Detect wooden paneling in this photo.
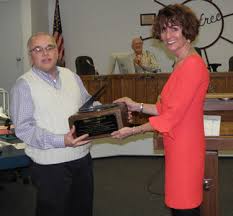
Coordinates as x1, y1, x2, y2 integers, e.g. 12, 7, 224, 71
157, 73, 169, 95
80, 75, 111, 104
209, 77, 226, 93
111, 75, 123, 101
95, 76, 111, 104
80, 72, 233, 124
226, 75, 233, 92
120, 75, 135, 99
144, 75, 158, 103
134, 75, 147, 102
208, 73, 233, 93
201, 151, 219, 216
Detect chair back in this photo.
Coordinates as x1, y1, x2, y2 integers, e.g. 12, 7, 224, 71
229, 56, 233, 72
194, 47, 202, 57
75, 56, 95, 75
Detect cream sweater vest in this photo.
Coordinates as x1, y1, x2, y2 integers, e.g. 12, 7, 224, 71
21, 67, 90, 164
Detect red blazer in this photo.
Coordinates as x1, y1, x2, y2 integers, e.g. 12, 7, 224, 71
149, 54, 209, 209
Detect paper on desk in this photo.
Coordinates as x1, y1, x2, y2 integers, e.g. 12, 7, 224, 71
0, 141, 26, 149
204, 115, 221, 136
0, 112, 8, 119
0, 106, 8, 119
12, 143, 26, 149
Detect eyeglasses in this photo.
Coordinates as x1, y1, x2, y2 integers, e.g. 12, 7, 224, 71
29, 44, 56, 54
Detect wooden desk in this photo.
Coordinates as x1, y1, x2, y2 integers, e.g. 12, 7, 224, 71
80, 73, 233, 102
154, 93, 233, 216
80, 73, 233, 124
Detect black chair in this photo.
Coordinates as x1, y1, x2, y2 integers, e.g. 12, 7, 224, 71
229, 56, 233, 72
194, 47, 221, 72
194, 47, 202, 57
75, 56, 96, 75
209, 63, 222, 72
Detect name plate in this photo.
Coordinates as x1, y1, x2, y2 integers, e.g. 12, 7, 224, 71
68, 103, 128, 139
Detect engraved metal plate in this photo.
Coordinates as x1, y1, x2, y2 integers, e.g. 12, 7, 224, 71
69, 103, 128, 139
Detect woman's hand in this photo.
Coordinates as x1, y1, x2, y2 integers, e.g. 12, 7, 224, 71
111, 127, 134, 139
113, 97, 140, 112
111, 123, 153, 139
64, 125, 91, 147
128, 111, 133, 123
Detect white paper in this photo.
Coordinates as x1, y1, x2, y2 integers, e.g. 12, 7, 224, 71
12, 143, 26, 149
0, 106, 8, 119
204, 115, 221, 136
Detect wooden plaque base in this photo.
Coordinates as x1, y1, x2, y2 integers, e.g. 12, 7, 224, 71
68, 103, 128, 139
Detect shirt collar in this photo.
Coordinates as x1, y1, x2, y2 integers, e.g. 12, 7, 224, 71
32, 66, 61, 89
32, 66, 60, 79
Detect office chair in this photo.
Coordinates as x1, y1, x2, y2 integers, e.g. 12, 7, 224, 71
75, 56, 96, 75
209, 63, 222, 72
229, 56, 233, 72
194, 47, 221, 72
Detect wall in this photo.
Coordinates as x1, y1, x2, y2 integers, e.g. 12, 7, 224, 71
31, 0, 49, 34
0, 0, 28, 94
48, 0, 233, 74
21, 0, 49, 73
20, 0, 32, 73
0, 0, 49, 94
53, 0, 174, 74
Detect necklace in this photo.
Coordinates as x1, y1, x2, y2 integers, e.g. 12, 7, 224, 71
175, 46, 195, 67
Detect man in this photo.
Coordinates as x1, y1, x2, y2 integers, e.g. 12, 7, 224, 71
130, 37, 160, 73
10, 32, 93, 216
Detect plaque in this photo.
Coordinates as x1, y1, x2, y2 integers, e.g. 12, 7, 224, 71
68, 102, 128, 139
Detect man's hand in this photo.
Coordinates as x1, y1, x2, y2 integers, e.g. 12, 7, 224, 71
64, 125, 90, 147
111, 127, 134, 139
134, 55, 142, 66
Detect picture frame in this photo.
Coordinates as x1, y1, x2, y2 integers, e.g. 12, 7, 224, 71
140, 13, 156, 26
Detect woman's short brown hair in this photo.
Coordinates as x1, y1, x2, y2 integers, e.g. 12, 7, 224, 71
153, 4, 200, 42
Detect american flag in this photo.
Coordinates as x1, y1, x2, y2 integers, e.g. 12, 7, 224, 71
53, 0, 65, 67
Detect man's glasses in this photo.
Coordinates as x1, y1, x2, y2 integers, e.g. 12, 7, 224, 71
29, 44, 56, 54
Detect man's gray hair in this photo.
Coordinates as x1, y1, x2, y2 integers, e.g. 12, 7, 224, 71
27, 32, 57, 53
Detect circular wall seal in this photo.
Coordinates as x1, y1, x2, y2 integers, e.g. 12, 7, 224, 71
183, 0, 224, 49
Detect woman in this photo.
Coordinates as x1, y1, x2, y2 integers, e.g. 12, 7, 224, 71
111, 4, 209, 216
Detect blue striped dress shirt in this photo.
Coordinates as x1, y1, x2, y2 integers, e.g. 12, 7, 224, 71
10, 66, 91, 149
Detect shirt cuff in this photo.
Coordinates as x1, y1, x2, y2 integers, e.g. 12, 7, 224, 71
53, 135, 65, 148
